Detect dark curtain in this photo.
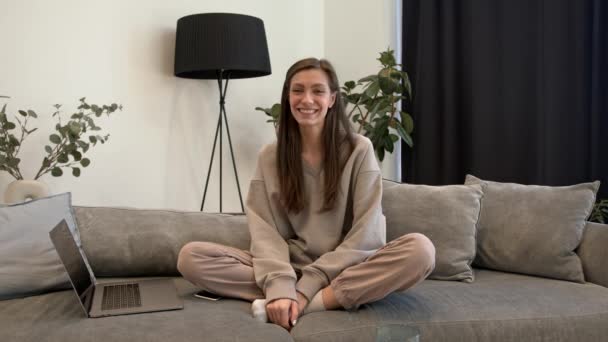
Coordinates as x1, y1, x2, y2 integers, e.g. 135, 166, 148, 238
402, 0, 608, 199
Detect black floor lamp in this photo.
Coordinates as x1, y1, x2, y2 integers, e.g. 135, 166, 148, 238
174, 13, 271, 212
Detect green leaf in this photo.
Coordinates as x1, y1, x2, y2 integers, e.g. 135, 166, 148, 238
57, 153, 69, 163
358, 74, 378, 83
45, 145, 53, 154
71, 150, 82, 161
72, 167, 81, 177
364, 81, 380, 98
378, 48, 397, 67
81, 158, 91, 167
42, 157, 51, 168
389, 133, 399, 142
395, 122, 414, 147
377, 147, 385, 162
255, 107, 271, 116
89, 136, 97, 144
344, 81, 356, 90
378, 67, 400, 94
270, 103, 281, 119
76, 140, 89, 153
345, 93, 361, 104
18, 110, 27, 117
68, 121, 81, 135
4, 122, 16, 130
385, 135, 395, 153
27, 110, 37, 118
401, 112, 414, 134
59, 126, 69, 137
51, 167, 63, 177
8, 134, 19, 146
402, 71, 412, 98
50, 134, 62, 144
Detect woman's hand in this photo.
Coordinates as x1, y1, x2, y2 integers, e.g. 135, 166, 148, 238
296, 291, 309, 315
266, 298, 299, 330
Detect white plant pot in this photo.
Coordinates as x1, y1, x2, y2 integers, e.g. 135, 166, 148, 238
4, 180, 50, 204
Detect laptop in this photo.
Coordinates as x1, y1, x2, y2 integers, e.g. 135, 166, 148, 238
49, 219, 183, 318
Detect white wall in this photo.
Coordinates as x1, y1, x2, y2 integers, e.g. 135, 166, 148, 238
0, 0, 397, 210
324, 0, 401, 181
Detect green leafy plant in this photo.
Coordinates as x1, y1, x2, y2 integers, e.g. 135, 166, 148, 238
255, 103, 281, 129
341, 48, 413, 161
0, 97, 122, 180
255, 48, 414, 161
590, 199, 608, 224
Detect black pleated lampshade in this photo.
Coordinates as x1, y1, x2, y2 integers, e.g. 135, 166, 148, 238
174, 13, 271, 79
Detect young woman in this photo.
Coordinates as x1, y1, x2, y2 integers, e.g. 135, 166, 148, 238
177, 58, 435, 331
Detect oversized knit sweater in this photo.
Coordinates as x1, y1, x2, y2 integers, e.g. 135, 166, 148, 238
246, 134, 386, 303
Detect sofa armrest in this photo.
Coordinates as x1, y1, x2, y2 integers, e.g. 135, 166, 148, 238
578, 221, 608, 288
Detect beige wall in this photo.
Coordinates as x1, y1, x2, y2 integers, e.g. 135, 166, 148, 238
0, 0, 398, 210
325, 0, 401, 181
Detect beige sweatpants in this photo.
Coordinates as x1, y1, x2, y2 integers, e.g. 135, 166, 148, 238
177, 233, 435, 310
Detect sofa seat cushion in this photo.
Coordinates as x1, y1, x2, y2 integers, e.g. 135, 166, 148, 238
0, 277, 292, 342
292, 269, 608, 342
2, 271, 607, 342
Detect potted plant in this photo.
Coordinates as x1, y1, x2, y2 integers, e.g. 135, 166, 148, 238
590, 199, 608, 224
0, 97, 121, 202
255, 48, 413, 162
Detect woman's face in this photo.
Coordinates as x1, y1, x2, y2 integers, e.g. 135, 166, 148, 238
289, 69, 336, 130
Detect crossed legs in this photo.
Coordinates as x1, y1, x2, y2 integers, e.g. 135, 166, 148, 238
177, 233, 435, 311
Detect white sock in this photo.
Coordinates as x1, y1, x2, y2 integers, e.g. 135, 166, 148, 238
251, 299, 268, 322
302, 291, 326, 315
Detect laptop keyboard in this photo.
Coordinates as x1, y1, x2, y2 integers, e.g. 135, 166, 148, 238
101, 283, 142, 311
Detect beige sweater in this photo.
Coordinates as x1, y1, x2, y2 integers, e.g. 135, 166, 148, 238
246, 134, 386, 303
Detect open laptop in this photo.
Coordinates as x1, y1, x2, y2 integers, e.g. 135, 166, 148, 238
49, 219, 183, 318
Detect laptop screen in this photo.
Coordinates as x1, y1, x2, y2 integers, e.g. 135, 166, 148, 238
49, 220, 93, 299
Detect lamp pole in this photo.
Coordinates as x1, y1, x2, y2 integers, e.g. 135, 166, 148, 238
200, 70, 245, 212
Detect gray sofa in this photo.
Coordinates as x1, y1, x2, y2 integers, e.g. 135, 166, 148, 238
2, 181, 608, 342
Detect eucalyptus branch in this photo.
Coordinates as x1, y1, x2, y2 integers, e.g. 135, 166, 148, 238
12, 115, 31, 156
1, 97, 121, 181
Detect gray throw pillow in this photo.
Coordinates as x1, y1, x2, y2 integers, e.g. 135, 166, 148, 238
74, 206, 250, 277
0, 193, 91, 300
382, 180, 483, 282
465, 175, 600, 282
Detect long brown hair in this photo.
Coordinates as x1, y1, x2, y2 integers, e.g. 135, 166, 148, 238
277, 58, 355, 213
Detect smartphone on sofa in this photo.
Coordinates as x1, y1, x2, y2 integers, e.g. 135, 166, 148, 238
194, 290, 222, 301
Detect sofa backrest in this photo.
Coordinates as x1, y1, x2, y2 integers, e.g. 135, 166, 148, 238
74, 206, 249, 277
75, 181, 608, 286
